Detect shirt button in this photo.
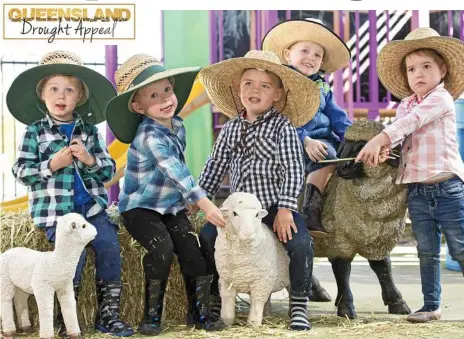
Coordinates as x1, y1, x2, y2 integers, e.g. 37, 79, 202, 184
404, 164, 407, 167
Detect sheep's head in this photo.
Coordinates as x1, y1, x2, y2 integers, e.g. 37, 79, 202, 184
219, 192, 268, 241
336, 120, 401, 179
56, 213, 97, 245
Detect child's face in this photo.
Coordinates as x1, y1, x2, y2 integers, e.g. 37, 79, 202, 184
40, 75, 83, 121
239, 69, 283, 116
284, 40, 325, 76
130, 78, 178, 124
405, 52, 446, 99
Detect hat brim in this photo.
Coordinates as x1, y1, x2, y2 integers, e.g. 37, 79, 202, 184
262, 19, 351, 73
199, 57, 320, 127
377, 36, 464, 100
6, 64, 116, 125
106, 67, 201, 144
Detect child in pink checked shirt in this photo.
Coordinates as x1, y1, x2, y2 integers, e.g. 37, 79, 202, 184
356, 27, 464, 323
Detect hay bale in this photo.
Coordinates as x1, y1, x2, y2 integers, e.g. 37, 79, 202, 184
0, 207, 206, 330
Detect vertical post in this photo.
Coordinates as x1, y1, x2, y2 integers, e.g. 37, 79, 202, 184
265, 11, 279, 35
104, 45, 119, 205
411, 10, 419, 30
344, 11, 354, 120
461, 10, 464, 41
368, 10, 379, 120
333, 11, 344, 108
355, 11, 361, 104
385, 10, 392, 104
448, 10, 454, 37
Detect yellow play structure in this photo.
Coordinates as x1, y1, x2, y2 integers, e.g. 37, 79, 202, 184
1, 79, 209, 213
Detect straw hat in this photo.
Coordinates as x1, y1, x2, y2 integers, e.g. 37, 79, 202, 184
377, 27, 464, 100
262, 19, 351, 74
6, 50, 116, 125
105, 54, 201, 143
199, 50, 320, 127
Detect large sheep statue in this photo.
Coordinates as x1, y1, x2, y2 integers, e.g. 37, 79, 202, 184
0, 213, 97, 339
315, 119, 411, 319
215, 192, 289, 327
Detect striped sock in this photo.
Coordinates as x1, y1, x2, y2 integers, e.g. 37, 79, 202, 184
289, 295, 311, 331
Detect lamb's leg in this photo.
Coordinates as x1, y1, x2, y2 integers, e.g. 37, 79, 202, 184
309, 275, 332, 302
14, 287, 33, 333
369, 257, 411, 315
57, 283, 80, 336
0, 277, 16, 338
330, 257, 356, 319
33, 283, 55, 339
220, 282, 237, 327
247, 293, 268, 327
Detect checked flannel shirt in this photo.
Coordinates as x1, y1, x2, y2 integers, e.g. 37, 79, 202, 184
199, 107, 304, 211
118, 116, 206, 215
12, 114, 115, 228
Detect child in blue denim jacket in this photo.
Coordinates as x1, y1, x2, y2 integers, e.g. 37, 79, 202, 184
263, 19, 352, 237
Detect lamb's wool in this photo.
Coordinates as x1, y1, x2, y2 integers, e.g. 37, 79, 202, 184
215, 192, 289, 326
0, 213, 97, 338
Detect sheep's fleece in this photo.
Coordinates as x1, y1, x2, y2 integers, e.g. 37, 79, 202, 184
215, 192, 289, 326
0, 213, 97, 339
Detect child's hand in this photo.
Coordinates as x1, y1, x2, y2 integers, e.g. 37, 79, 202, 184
355, 132, 390, 167
304, 137, 328, 162
69, 139, 96, 167
186, 204, 200, 216
273, 208, 298, 243
50, 147, 73, 172
378, 146, 390, 164
197, 197, 226, 227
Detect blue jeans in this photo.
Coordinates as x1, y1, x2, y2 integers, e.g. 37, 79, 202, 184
408, 177, 464, 308
199, 205, 314, 297
45, 203, 122, 285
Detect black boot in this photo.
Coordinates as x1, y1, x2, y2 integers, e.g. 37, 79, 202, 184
137, 279, 167, 336
56, 284, 82, 338
301, 183, 329, 238
183, 275, 197, 327
191, 275, 226, 331
94, 280, 134, 337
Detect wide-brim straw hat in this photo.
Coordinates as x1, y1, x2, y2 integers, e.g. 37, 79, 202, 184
199, 50, 320, 127
105, 54, 201, 143
262, 19, 351, 74
6, 50, 116, 125
377, 27, 464, 100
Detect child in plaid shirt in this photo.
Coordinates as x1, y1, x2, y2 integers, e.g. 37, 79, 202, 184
356, 27, 464, 323
10, 51, 133, 337
105, 54, 226, 335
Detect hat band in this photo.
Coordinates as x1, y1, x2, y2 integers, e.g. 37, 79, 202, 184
131, 65, 166, 87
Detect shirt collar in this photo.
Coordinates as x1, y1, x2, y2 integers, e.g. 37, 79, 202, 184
142, 115, 183, 134
409, 82, 445, 105
239, 107, 277, 125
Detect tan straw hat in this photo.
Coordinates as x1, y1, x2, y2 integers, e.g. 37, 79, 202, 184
198, 50, 320, 127
105, 54, 200, 143
377, 27, 464, 100
262, 19, 351, 74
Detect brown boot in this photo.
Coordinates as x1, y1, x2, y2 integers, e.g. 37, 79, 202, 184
301, 184, 329, 238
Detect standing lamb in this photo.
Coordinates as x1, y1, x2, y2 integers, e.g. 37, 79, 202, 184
0, 213, 97, 339
314, 120, 411, 319
215, 192, 289, 327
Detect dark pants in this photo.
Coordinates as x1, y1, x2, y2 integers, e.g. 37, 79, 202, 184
45, 203, 122, 285
121, 208, 208, 280
199, 205, 314, 297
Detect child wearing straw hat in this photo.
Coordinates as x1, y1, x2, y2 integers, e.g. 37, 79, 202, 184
10, 50, 134, 337
262, 19, 352, 238
105, 54, 226, 335
355, 27, 464, 322
197, 50, 321, 331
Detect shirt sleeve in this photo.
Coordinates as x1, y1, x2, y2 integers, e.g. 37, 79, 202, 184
199, 124, 231, 197
83, 127, 116, 183
277, 122, 304, 211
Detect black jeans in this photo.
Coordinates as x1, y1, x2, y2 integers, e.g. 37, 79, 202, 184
121, 208, 208, 280
199, 205, 314, 297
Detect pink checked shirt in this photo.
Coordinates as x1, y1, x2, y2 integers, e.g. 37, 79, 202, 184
383, 83, 464, 184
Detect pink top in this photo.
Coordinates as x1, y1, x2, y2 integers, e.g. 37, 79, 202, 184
383, 83, 464, 184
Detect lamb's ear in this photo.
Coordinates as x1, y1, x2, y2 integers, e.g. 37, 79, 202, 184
256, 209, 268, 219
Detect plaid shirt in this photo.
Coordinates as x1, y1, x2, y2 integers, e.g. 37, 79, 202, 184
199, 107, 304, 211
12, 114, 115, 228
383, 83, 464, 184
118, 116, 206, 215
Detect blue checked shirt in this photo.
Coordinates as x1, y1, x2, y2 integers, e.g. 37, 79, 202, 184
12, 114, 115, 228
199, 108, 304, 211
118, 116, 206, 215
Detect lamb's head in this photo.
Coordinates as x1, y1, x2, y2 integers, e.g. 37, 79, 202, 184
55, 213, 97, 245
219, 192, 268, 241
336, 120, 401, 179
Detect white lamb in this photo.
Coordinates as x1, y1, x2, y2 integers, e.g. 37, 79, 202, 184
0, 213, 97, 339
215, 192, 289, 327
